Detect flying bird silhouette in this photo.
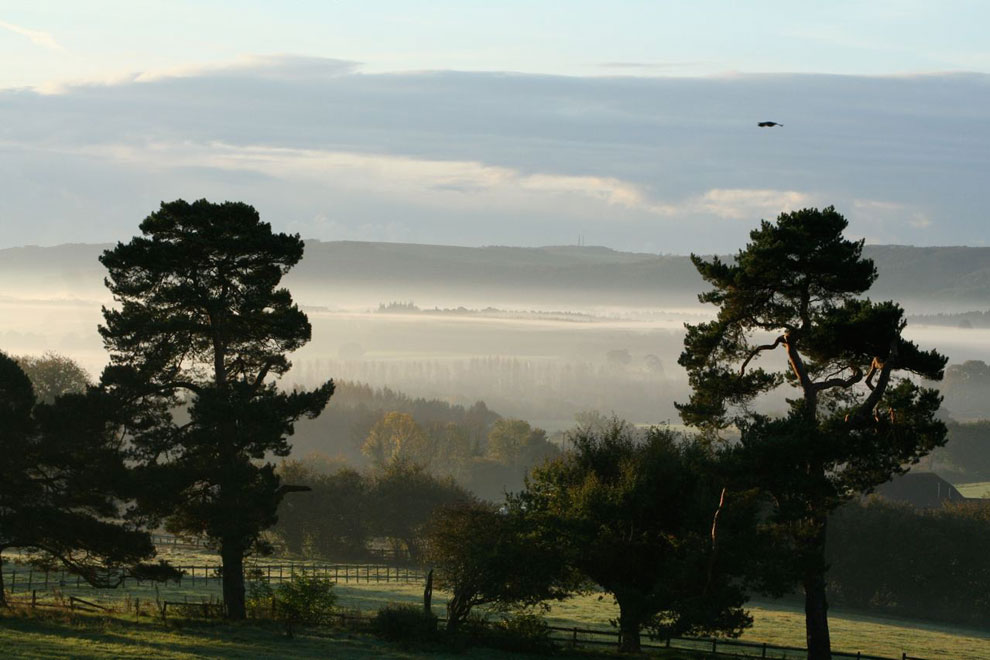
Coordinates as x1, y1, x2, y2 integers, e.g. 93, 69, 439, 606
758, 121, 783, 127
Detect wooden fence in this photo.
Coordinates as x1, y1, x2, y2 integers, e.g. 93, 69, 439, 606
2, 562, 424, 594
1, 590, 931, 660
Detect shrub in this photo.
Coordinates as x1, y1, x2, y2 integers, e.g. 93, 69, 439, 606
372, 603, 439, 644
246, 573, 336, 635
472, 612, 556, 654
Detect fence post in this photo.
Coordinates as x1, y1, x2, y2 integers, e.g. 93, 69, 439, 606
32, 589, 37, 608
712, 638, 717, 654
136, 597, 140, 621
572, 627, 578, 648
762, 642, 767, 658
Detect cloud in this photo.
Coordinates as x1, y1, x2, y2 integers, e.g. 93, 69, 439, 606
0, 56, 987, 250
132, 55, 358, 84
0, 20, 62, 50
68, 140, 668, 215
692, 189, 811, 220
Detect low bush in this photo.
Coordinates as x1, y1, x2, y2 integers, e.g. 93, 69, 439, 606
467, 612, 556, 654
246, 573, 336, 636
372, 603, 439, 645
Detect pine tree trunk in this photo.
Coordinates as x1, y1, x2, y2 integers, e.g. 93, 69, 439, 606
618, 609, 642, 653
221, 543, 246, 620
803, 518, 832, 660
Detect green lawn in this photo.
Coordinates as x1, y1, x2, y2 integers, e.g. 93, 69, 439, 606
3, 586, 988, 660
327, 582, 990, 660
4, 542, 989, 659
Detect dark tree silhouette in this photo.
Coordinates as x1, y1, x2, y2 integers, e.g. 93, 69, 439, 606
521, 421, 754, 653
424, 502, 575, 632
678, 206, 946, 660
0, 352, 175, 606
99, 199, 333, 619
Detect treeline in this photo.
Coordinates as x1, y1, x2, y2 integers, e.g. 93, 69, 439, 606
290, 354, 680, 427
827, 498, 990, 626
289, 381, 559, 498
274, 459, 471, 563
908, 310, 990, 329
936, 360, 990, 422
930, 419, 990, 483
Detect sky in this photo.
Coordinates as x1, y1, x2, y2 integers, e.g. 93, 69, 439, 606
2, 2, 989, 253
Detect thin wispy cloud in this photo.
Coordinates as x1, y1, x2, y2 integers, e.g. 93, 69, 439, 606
0, 20, 63, 51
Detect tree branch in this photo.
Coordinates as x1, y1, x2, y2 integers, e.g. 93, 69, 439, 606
739, 336, 785, 375
251, 359, 276, 393
813, 366, 863, 393
848, 342, 899, 425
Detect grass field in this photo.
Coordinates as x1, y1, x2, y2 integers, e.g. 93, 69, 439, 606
3, 543, 989, 659
0, 610, 583, 660
955, 481, 990, 498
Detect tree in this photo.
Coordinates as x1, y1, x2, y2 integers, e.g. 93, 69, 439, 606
15, 351, 91, 404
486, 419, 555, 467
369, 462, 472, 562
275, 460, 371, 559
0, 352, 175, 606
678, 207, 946, 659
362, 411, 431, 470
99, 199, 333, 619
424, 502, 575, 632
520, 421, 754, 652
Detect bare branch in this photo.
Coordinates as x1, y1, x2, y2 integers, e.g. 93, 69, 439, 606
863, 358, 880, 391
739, 335, 785, 375
813, 366, 863, 393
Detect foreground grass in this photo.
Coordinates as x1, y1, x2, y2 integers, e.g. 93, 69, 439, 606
329, 583, 990, 660
0, 609, 699, 660
4, 569, 988, 658
0, 610, 537, 660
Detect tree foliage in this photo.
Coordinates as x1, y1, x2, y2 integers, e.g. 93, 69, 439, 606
827, 498, 990, 626
99, 199, 333, 619
424, 502, 576, 631
678, 207, 947, 659
15, 351, 91, 404
0, 352, 175, 605
520, 420, 754, 652
369, 462, 472, 562
486, 419, 556, 467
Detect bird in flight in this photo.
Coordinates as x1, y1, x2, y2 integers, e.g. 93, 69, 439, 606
758, 121, 783, 127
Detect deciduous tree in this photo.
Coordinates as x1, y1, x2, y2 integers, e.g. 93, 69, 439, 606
424, 502, 575, 632
520, 420, 754, 652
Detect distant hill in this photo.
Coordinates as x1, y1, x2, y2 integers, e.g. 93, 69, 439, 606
2, 240, 989, 310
